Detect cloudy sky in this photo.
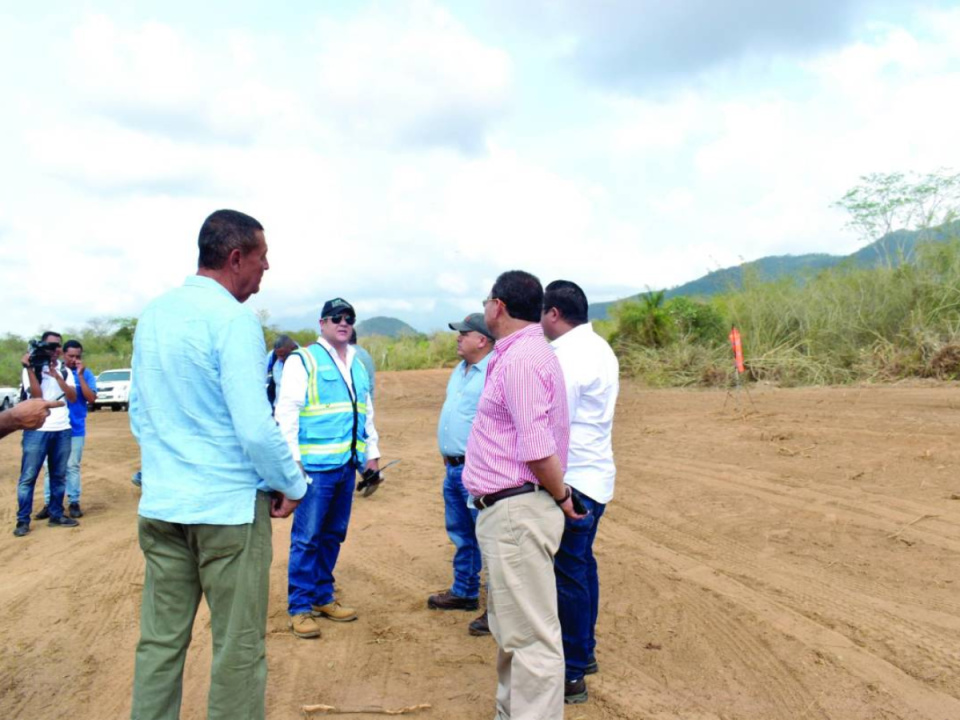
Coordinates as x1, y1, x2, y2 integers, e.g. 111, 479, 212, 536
2, 0, 959, 335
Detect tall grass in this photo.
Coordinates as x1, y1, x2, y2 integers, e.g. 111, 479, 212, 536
614, 238, 960, 386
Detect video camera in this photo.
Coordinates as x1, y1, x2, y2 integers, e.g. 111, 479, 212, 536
26, 339, 58, 378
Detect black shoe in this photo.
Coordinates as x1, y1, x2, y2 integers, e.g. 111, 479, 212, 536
48, 516, 79, 528
427, 590, 479, 611
69, 503, 84, 518
564, 677, 588, 704
13, 523, 29, 537
35, 505, 50, 520
585, 656, 599, 675
468, 610, 490, 636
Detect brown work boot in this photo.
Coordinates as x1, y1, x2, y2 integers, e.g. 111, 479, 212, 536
428, 590, 479, 611
289, 613, 322, 639
468, 610, 490, 636
311, 601, 357, 622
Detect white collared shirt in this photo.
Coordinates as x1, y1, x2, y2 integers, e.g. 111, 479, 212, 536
551, 322, 619, 503
22, 361, 76, 432
275, 336, 380, 464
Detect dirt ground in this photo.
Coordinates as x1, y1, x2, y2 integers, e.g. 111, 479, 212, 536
3, 370, 960, 720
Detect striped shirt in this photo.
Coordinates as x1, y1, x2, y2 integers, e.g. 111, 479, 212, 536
462, 323, 569, 497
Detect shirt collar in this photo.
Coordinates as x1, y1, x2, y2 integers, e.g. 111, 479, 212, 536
464, 352, 492, 374
493, 322, 543, 355
184, 275, 238, 302
550, 322, 593, 349
316, 336, 355, 366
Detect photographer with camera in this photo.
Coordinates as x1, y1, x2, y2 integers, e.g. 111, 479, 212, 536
13, 331, 79, 537
36, 340, 98, 520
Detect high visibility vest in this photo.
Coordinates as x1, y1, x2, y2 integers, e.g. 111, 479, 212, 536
295, 344, 371, 471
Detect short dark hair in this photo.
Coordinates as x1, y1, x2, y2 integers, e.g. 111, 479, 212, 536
273, 334, 296, 351
63, 340, 83, 352
544, 280, 588, 325
349, 329, 358, 345
40, 331, 62, 342
198, 209, 264, 270
491, 270, 543, 323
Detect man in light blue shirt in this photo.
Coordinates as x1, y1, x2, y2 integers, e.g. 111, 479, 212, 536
428, 313, 494, 636
128, 209, 307, 720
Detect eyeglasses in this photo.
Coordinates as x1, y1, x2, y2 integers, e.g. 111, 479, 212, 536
326, 314, 356, 326
482, 295, 499, 307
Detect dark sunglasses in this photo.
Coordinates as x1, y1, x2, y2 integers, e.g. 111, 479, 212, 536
327, 314, 356, 326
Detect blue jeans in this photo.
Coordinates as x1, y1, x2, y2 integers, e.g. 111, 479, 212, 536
18, 429, 71, 525
44, 435, 85, 504
287, 464, 356, 615
555, 488, 607, 682
442, 464, 482, 599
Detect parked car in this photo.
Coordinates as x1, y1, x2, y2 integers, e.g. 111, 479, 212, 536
0, 387, 18, 411
91, 368, 132, 412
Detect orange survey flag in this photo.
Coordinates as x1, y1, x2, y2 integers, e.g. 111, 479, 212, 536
728, 326, 745, 374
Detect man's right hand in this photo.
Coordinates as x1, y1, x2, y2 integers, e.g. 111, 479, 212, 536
270, 492, 300, 518
11, 399, 64, 430
20, 353, 31, 369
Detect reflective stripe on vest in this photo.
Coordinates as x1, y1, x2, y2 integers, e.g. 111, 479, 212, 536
295, 344, 370, 470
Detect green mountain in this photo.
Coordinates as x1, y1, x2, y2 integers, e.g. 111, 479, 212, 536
355, 316, 420, 338
590, 222, 960, 321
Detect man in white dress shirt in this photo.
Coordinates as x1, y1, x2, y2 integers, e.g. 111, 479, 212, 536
541, 280, 619, 705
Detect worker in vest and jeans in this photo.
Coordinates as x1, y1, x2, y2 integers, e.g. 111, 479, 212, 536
276, 297, 381, 639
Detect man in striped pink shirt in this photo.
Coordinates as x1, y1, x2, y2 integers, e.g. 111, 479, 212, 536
463, 270, 584, 720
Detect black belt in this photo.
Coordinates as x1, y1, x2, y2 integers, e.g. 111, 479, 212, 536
473, 482, 542, 510
444, 455, 466, 467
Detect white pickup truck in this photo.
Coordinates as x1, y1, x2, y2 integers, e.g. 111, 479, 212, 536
0, 387, 18, 411
91, 368, 132, 412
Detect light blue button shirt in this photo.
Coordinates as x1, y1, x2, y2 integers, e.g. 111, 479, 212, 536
437, 353, 490, 457
130, 275, 307, 525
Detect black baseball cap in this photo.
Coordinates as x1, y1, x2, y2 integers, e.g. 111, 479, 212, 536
321, 298, 355, 319
449, 312, 493, 340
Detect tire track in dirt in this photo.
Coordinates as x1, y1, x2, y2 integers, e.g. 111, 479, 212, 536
642, 457, 960, 553
614, 495, 960, 697
602, 501, 960, 719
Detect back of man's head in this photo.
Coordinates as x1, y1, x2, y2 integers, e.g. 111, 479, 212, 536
198, 209, 264, 270
544, 280, 588, 326
492, 270, 543, 323
273, 334, 296, 351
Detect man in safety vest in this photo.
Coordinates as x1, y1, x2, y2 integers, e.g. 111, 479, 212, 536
276, 297, 381, 639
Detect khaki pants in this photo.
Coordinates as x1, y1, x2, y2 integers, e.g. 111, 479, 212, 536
476, 489, 565, 720
131, 493, 273, 720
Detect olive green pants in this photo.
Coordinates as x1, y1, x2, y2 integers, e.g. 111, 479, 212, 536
131, 493, 273, 720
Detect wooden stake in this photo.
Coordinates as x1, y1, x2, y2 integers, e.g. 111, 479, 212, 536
302, 703, 431, 716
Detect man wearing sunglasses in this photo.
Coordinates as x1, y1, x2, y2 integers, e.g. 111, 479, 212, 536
276, 297, 381, 639
13, 331, 79, 537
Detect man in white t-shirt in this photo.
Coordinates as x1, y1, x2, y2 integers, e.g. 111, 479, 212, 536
541, 281, 620, 705
14, 331, 79, 537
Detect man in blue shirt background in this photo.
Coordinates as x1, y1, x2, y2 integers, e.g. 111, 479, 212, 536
38, 339, 97, 519
428, 312, 494, 636
128, 209, 307, 720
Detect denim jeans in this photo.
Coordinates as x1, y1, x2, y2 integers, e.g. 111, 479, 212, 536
17, 429, 71, 525
554, 488, 607, 682
443, 464, 482, 599
44, 435, 85, 504
287, 464, 356, 615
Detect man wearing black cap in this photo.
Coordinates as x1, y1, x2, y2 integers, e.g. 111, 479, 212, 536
428, 313, 494, 636
275, 298, 381, 639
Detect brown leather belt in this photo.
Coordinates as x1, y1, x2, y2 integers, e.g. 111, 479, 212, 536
473, 482, 542, 510
443, 455, 466, 467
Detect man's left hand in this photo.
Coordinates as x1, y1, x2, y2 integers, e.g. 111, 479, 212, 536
365, 458, 380, 474
76, 360, 86, 374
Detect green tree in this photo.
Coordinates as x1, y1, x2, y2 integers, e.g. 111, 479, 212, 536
611, 290, 674, 348
834, 169, 960, 243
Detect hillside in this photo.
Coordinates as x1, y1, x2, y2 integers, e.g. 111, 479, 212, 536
355, 316, 419, 338
590, 221, 960, 320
